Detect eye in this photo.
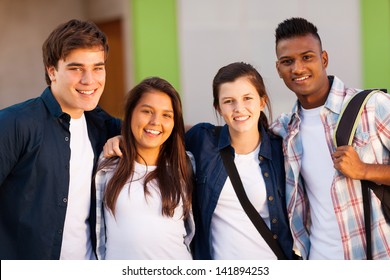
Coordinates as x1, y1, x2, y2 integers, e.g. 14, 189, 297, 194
223, 99, 233, 104
163, 113, 173, 119
303, 55, 313, 61
69, 67, 82, 71
280, 59, 292, 65
141, 109, 153, 115
244, 96, 253, 101
95, 66, 105, 71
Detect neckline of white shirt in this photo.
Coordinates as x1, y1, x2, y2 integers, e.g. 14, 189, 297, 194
234, 142, 261, 160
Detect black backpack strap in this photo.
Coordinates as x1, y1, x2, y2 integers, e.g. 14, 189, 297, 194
219, 148, 287, 259
334, 89, 379, 147
362, 180, 372, 259
333, 89, 385, 260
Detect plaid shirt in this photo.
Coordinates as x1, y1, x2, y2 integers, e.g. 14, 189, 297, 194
270, 76, 390, 259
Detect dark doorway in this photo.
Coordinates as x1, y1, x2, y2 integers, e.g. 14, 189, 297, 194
97, 19, 126, 119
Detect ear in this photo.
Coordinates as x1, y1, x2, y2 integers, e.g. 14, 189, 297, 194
46, 66, 57, 82
260, 96, 267, 111
213, 101, 221, 115
215, 105, 222, 116
321, 50, 329, 68
275, 61, 282, 78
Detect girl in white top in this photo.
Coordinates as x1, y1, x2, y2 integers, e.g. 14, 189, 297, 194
95, 77, 194, 260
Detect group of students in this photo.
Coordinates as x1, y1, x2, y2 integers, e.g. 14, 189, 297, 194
0, 17, 389, 260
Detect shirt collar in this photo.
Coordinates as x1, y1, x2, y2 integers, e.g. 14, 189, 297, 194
217, 124, 231, 150
259, 125, 272, 160
324, 75, 354, 115
289, 75, 347, 123
41, 87, 70, 120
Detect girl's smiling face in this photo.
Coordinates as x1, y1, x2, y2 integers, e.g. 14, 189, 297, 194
131, 91, 174, 163
217, 76, 265, 138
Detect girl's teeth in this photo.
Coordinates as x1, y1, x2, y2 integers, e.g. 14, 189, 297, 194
79, 90, 94, 95
146, 129, 160, 135
234, 116, 249, 121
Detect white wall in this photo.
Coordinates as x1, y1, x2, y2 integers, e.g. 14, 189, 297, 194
178, 0, 361, 125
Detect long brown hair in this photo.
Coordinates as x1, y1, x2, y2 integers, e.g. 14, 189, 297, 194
101, 77, 192, 218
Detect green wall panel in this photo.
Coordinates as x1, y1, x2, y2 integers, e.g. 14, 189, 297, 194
131, 0, 180, 91
361, 0, 390, 90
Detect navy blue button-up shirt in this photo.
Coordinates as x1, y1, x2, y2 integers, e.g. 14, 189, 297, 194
0, 87, 121, 259
185, 123, 293, 259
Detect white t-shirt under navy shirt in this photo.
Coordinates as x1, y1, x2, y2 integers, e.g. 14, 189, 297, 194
60, 114, 95, 260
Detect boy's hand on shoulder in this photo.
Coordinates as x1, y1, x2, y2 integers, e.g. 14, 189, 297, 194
103, 135, 123, 158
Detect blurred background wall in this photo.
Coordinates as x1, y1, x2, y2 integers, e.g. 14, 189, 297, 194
0, 0, 389, 125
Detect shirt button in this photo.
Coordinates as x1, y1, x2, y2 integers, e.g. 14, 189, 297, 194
264, 172, 269, 177
258, 155, 264, 161
58, 229, 63, 234
65, 136, 69, 141
268, 196, 274, 201
272, 218, 277, 224
63, 198, 68, 203
273, 234, 278, 239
